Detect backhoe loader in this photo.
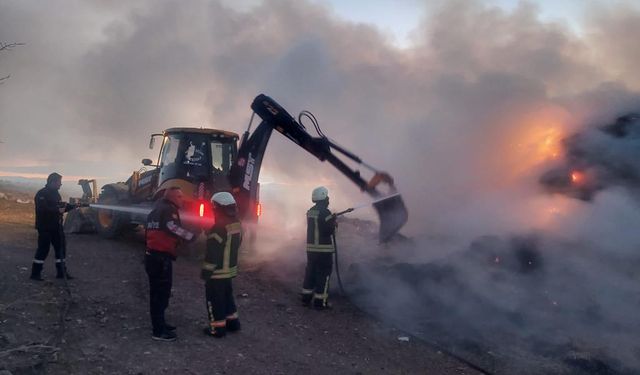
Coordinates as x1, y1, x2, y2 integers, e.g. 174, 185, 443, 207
68, 94, 408, 242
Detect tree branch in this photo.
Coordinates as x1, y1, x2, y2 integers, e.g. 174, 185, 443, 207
0, 42, 25, 52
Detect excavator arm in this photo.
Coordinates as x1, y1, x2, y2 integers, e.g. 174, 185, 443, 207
230, 94, 408, 242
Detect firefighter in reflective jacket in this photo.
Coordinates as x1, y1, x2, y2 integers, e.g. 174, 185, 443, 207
30, 172, 75, 281
202, 192, 243, 338
145, 187, 194, 342
301, 186, 337, 310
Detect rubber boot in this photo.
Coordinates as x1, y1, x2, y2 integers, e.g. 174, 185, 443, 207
301, 293, 312, 307
226, 318, 241, 333
30, 263, 44, 281
56, 263, 74, 280
313, 297, 331, 311
203, 326, 226, 338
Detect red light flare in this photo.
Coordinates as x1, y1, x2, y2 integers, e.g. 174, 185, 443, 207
256, 203, 262, 217
570, 171, 584, 184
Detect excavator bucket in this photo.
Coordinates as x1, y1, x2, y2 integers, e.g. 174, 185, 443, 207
372, 193, 408, 242
366, 172, 408, 242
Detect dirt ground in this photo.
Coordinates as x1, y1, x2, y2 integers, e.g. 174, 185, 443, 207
0, 197, 482, 375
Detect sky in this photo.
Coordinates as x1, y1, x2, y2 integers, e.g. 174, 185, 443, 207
321, 0, 587, 46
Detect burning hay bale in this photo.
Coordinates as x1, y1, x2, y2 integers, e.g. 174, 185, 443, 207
540, 113, 640, 201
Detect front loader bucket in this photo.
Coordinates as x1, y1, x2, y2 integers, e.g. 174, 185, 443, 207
372, 193, 408, 242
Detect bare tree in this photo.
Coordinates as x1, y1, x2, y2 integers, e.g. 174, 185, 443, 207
0, 42, 25, 84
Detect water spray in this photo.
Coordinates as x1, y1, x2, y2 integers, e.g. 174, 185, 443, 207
334, 193, 402, 217
89, 204, 214, 227
90, 204, 151, 216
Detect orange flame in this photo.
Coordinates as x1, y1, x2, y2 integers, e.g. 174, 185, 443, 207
506, 124, 565, 180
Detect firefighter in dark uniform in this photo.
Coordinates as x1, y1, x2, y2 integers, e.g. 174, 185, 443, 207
301, 186, 337, 310
145, 187, 195, 342
30, 172, 75, 281
202, 192, 243, 338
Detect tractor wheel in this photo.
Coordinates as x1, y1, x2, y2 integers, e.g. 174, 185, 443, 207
95, 188, 128, 238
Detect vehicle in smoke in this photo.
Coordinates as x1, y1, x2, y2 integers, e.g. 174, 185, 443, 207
70, 94, 408, 242
540, 113, 640, 201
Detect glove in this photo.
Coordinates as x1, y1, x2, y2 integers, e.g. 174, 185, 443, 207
187, 230, 200, 242
58, 202, 80, 212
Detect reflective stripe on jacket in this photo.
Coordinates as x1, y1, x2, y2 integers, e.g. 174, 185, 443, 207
202, 217, 242, 279
306, 203, 335, 253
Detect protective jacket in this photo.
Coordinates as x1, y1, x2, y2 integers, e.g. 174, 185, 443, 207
202, 214, 242, 280
35, 186, 65, 232
145, 198, 194, 258
306, 201, 336, 252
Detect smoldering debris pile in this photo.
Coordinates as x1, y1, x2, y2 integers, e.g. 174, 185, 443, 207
540, 113, 640, 201
343, 233, 640, 375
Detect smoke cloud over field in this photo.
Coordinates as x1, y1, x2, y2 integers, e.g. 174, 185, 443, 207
2, 0, 640, 372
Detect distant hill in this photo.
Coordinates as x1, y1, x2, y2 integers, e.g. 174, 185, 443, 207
0, 179, 80, 200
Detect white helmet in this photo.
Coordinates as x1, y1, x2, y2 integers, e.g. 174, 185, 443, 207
311, 186, 329, 202
211, 191, 236, 206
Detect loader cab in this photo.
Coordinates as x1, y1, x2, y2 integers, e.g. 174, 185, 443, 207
155, 128, 239, 193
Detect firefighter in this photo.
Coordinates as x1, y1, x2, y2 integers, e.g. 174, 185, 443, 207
30, 172, 75, 281
202, 191, 242, 338
301, 186, 337, 310
145, 187, 195, 342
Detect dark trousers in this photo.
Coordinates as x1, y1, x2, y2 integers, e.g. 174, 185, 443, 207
205, 278, 237, 327
31, 228, 65, 276
145, 252, 173, 335
302, 252, 333, 305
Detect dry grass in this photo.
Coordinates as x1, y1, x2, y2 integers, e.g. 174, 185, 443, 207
0, 200, 34, 226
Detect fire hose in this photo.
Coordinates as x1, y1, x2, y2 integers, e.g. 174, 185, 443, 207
46, 210, 76, 349
330, 208, 354, 296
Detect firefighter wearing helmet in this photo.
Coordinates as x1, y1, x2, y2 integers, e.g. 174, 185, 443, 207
301, 186, 337, 310
202, 191, 243, 337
